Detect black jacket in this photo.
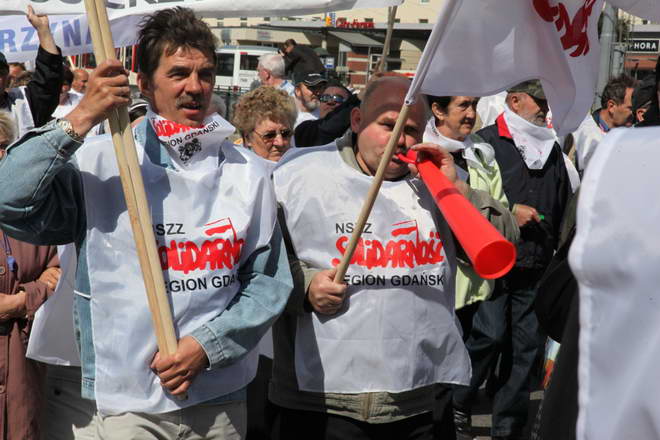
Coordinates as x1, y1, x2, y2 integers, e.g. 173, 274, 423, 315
1, 46, 63, 129
478, 115, 571, 270
284, 45, 325, 77
294, 93, 360, 147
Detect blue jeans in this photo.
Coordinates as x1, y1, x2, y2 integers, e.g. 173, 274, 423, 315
453, 268, 545, 438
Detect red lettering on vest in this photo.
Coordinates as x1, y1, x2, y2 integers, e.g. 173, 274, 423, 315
331, 221, 444, 269
152, 119, 203, 137
158, 218, 244, 274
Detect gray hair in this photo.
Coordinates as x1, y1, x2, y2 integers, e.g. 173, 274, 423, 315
258, 53, 285, 79
208, 93, 227, 119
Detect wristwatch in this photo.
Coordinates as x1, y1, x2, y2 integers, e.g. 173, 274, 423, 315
56, 118, 86, 143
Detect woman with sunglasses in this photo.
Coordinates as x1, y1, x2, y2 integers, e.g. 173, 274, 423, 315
233, 86, 298, 163
232, 86, 298, 438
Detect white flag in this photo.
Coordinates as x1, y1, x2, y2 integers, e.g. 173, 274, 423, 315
2, 0, 402, 19
608, 0, 660, 22
568, 126, 660, 440
0, 14, 141, 62
406, 0, 605, 135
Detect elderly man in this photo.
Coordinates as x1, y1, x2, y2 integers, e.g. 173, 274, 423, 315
0, 7, 62, 140
270, 75, 471, 439
294, 80, 360, 148
257, 53, 294, 96
293, 72, 326, 127
71, 69, 89, 97
453, 80, 571, 440
0, 7, 292, 439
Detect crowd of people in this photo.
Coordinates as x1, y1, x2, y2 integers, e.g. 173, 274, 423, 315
0, 5, 657, 440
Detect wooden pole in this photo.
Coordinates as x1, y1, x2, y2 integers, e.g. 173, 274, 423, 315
333, 103, 411, 283
84, 0, 179, 361
375, 6, 398, 74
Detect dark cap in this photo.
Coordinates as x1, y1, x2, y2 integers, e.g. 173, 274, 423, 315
295, 72, 327, 87
0, 52, 7, 71
508, 80, 546, 100
632, 76, 656, 112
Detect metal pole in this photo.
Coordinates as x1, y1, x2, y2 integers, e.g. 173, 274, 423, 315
595, 4, 618, 108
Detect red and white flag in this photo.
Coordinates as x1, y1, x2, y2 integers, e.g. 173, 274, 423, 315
407, 0, 607, 135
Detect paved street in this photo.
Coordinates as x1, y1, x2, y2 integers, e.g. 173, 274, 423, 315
470, 390, 544, 440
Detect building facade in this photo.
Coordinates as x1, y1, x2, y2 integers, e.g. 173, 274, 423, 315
204, 1, 442, 88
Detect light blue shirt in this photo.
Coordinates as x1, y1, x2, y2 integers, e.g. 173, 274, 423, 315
0, 119, 293, 402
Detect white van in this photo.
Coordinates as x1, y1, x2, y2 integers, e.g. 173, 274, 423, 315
215, 45, 279, 90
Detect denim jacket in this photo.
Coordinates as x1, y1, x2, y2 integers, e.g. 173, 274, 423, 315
0, 119, 293, 402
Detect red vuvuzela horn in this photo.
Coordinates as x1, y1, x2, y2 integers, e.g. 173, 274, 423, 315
398, 150, 516, 279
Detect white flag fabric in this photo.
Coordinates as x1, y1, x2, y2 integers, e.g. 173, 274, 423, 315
569, 126, 660, 440
406, 0, 605, 135
0, 14, 141, 62
608, 0, 660, 22
3, 0, 402, 19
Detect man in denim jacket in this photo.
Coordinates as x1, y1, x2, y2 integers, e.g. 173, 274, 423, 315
0, 8, 292, 439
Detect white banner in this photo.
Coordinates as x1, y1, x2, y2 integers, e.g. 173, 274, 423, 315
0, 14, 141, 62
2, 0, 403, 19
569, 126, 660, 440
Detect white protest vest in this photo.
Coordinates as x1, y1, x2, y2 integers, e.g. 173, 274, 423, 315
5, 87, 34, 140
51, 92, 82, 119
26, 244, 80, 366
273, 144, 470, 393
76, 133, 276, 415
572, 113, 603, 172
570, 127, 660, 440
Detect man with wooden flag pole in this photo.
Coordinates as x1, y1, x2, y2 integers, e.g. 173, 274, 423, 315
269, 74, 476, 439
0, 6, 293, 439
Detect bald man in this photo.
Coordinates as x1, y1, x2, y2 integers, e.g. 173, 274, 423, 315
270, 76, 471, 439
71, 69, 89, 96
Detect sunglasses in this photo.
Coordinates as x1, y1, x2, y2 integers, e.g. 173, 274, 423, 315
319, 94, 347, 105
253, 128, 293, 142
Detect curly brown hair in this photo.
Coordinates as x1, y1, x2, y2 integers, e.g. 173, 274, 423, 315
232, 86, 298, 137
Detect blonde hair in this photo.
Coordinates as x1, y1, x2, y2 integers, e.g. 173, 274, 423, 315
232, 86, 297, 137
0, 111, 16, 144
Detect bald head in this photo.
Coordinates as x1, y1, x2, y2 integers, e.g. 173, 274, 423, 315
351, 76, 430, 180
359, 76, 430, 129
72, 69, 89, 94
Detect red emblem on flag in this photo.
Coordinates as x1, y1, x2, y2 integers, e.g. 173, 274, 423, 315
533, 0, 597, 57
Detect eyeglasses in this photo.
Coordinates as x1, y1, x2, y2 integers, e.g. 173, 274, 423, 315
253, 128, 293, 143
319, 94, 347, 105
